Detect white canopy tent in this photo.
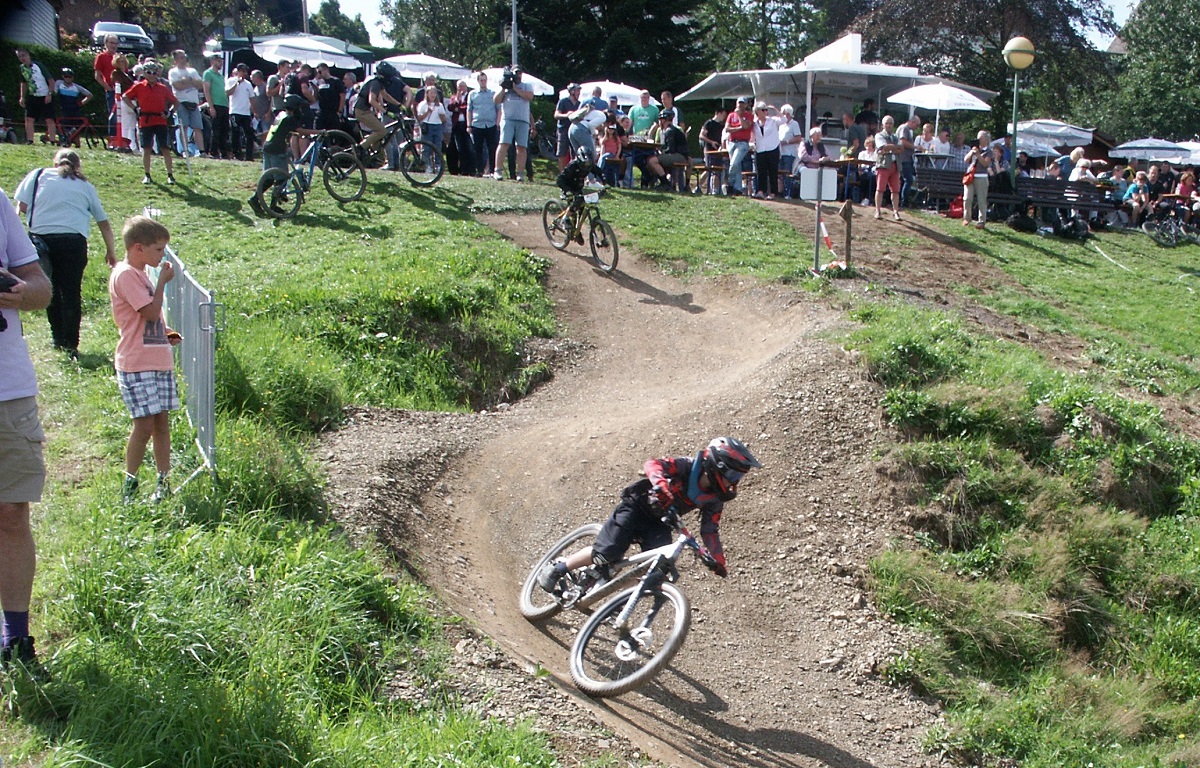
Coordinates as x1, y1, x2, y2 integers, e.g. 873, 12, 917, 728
678, 34, 995, 134
887, 82, 990, 134
253, 35, 363, 69
1110, 137, 1189, 161
1006, 119, 1093, 148
379, 53, 473, 81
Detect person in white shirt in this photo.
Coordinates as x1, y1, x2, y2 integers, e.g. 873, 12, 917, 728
751, 101, 783, 199
167, 50, 206, 155
777, 104, 803, 198
225, 62, 256, 161
416, 87, 451, 168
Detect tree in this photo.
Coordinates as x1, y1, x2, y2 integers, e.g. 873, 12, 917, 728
1071, 0, 1200, 141
848, 0, 1116, 134
308, 0, 372, 46
102, 0, 279, 64
515, 0, 713, 94
695, 0, 825, 71
379, 0, 509, 69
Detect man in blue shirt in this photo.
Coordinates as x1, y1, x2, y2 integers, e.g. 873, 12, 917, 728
468, 72, 499, 177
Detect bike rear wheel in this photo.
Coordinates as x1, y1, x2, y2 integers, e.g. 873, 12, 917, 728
518, 523, 602, 621
1142, 219, 1178, 247
569, 582, 690, 697
1179, 220, 1200, 246
256, 168, 303, 219
542, 200, 572, 251
323, 151, 367, 202
400, 140, 444, 186
589, 218, 619, 273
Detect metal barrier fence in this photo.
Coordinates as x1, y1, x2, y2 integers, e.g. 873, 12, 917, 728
163, 243, 224, 487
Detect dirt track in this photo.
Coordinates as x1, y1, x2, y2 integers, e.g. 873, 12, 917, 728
323, 203, 979, 767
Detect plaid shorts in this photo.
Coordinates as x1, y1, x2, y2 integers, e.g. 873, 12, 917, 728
117, 370, 179, 419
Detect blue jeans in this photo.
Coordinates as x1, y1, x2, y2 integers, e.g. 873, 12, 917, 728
728, 141, 750, 192
422, 122, 444, 160
780, 155, 796, 198
900, 160, 915, 206
600, 153, 620, 186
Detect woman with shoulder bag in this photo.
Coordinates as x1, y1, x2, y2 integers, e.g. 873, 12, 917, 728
13, 149, 117, 358
962, 131, 993, 230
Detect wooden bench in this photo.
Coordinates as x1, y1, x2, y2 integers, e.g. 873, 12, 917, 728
914, 167, 1022, 211
1016, 177, 1118, 216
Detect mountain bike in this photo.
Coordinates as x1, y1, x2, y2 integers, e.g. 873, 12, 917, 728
518, 510, 722, 697
542, 189, 619, 273
1141, 206, 1200, 247
358, 113, 444, 187
254, 130, 366, 219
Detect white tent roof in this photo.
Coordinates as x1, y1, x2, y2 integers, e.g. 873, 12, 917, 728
253, 35, 363, 69
677, 34, 995, 132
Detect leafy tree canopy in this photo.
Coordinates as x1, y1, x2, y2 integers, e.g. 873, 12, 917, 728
380, 0, 509, 71
308, 0, 372, 47
695, 0, 825, 71
101, 0, 278, 64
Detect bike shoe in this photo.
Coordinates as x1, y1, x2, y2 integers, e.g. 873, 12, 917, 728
537, 561, 568, 593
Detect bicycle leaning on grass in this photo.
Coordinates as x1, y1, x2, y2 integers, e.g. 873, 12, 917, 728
518, 509, 723, 697
1141, 204, 1200, 248
542, 187, 620, 273
254, 129, 367, 219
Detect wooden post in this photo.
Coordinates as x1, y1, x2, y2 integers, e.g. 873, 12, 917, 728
838, 199, 854, 267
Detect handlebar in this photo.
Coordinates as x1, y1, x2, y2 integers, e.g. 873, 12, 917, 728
661, 507, 721, 572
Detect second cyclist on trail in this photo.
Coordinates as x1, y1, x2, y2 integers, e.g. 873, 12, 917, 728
539, 436, 762, 592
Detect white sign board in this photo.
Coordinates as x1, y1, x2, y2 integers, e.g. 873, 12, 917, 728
797, 167, 839, 201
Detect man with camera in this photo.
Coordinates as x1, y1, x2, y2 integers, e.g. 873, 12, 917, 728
491, 66, 534, 181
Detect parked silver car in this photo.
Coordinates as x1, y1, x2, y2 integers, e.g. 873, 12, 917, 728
90, 21, 155, 53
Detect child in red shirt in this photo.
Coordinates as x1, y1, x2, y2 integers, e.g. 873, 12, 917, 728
122, 60, 178, 185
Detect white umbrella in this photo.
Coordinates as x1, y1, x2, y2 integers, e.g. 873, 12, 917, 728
1007, 119, 1092, 148
886, 82, 991, 134
573, 80, 658, 107
255, 36, 361, 69
379, 53, 472, 81
1177, 141, 1200, 164
1110, 137, 1189, 161
477, 67, 555, 96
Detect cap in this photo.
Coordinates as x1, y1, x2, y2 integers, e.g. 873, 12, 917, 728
640, 89, 650, 96
658, 109, 674, 120
61, 67, 74, 76
608, 94, 618, 101
567, 82, 581, 91
735, 96, 748, 104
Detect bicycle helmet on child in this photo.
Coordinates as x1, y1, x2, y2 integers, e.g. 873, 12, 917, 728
374, 61, 398, 80
283, 93, 307, 112
703, 436, 762, 501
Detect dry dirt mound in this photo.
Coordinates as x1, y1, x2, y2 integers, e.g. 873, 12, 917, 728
323, 206, 965, 768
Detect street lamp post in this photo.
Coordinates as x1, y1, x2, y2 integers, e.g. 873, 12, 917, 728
1003, 36, 1036, 186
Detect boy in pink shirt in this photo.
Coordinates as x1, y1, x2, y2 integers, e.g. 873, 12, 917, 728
108, 216, 181, 502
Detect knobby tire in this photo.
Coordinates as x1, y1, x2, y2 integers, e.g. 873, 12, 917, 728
256, 168, 302, 219
323, 151, 367, 202
542, 200, 571, 251
1142, 220, 1178, 247
569, 582, 690, 697
400, 140, 444, 186
589, 218, 619, 273
518, 523, 602, 621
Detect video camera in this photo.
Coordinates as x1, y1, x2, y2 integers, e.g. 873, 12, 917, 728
500, 66, 518, 91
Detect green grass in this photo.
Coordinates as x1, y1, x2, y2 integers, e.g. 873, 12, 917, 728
0, 147, 565, 767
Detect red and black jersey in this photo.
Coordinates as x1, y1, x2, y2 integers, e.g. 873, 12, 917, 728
644, 454, 727, 567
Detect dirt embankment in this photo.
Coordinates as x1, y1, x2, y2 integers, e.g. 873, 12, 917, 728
321, 203, 1068, 768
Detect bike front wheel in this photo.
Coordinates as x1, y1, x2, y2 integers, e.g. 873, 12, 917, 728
317, 129, 357, 167
542, 200, 572, 251
256, 168, 303, 219
519, 523, 602, 621
323, 151, 367, 202
589, 218, 619, 273
400, 140, 444, 186
1179, 220, 1200, 246
570, 582, 690, 697
1142, 219, 1178, 247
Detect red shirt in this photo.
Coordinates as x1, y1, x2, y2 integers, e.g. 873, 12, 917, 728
644, 455, 727, 566
124, 79, 177, 127
725, 109, 753, 142
94, 51, 115, 89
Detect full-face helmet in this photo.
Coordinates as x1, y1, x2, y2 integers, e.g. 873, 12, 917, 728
703, 436, 761, 501
374, 61, 397, 79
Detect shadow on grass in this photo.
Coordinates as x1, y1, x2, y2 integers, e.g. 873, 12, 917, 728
366, 180, 476, 222
156, 180, 256, 225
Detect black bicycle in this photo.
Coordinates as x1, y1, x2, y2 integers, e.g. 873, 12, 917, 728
358, 113, 443, 187
542, 188, 619, 273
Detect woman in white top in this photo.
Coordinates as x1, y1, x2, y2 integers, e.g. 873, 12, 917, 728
416, 87, 451, 164
13, 149, 116, 357
751, 101, 783, 199
857, 135, 878, 204
777, 104, 803, 198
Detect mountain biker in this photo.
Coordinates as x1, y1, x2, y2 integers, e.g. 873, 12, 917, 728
539, 437, 762, 592
354, 61, 409, 155
248, 94, 320, 216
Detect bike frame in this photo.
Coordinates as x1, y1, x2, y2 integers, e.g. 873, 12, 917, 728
568, 522, 704, 619
556, 194, 602, 237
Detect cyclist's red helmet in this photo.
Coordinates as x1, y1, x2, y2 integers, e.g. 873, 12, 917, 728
703, 437, 762, 501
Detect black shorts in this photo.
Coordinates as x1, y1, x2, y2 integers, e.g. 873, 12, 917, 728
592, 479, 672, 566
140, 124, 171, 149
24, 95, 53, 121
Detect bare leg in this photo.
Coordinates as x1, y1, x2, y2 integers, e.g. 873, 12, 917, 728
125, 415, 155, 475
494, 142, 510, 177
151, 412, 171, 474
515, 145, 527, 177
0, 502, 35, 614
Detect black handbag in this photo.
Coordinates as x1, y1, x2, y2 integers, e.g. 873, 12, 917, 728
26, 168, 51, 280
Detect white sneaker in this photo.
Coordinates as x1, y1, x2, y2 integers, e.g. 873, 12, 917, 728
584, 180, 604, 190
491, 171, 503, 180
515, 173, 525, 183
